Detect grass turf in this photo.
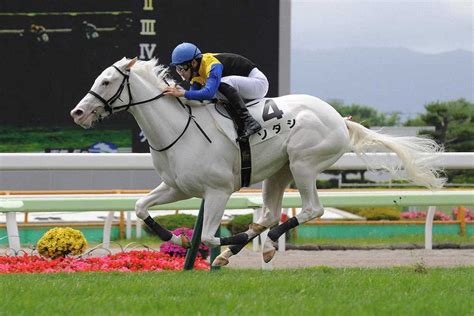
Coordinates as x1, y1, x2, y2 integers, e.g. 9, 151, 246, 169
0, 267, 473, 315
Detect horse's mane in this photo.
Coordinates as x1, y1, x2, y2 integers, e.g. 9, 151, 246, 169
132, 58, 208, 107
133, 58, 176, 90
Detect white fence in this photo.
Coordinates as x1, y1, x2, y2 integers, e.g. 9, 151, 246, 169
1, 152, 473, 170
1, 153, 473, 255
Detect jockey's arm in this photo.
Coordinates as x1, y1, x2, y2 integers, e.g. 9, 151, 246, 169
184, 64, 223, 101
189, 82, 202, 91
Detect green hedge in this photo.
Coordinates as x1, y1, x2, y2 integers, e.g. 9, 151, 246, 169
0, 126, 131, 152
226, 214, 253, 235
315, 179, 339, 189
340, 207, 401, 220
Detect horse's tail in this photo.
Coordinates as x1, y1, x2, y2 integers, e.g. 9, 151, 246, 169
344, 119, 446, 190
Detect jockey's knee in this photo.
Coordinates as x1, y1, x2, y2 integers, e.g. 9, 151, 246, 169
135, 199, 150, 220
296, 207, 324, 224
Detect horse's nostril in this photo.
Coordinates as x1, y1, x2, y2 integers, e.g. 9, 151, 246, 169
72, 109, 84, 117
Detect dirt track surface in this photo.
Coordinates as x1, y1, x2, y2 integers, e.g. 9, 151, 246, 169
224, 248, 474, 269
3, 247, 472, 269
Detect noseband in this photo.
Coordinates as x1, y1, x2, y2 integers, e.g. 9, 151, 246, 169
87, 65, 211, 151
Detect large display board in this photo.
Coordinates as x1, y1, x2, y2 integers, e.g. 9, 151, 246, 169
0, 0, 288, 132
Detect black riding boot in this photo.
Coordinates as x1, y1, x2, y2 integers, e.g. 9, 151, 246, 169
218, 83, 262, 142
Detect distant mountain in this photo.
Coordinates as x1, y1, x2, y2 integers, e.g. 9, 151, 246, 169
291, 47, 473, 115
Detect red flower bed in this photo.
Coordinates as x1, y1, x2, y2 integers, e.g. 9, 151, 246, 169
0, 250, 209, 274
453, 207, 474, 221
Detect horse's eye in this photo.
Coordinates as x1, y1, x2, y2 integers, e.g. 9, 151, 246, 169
102, 81, 110, 86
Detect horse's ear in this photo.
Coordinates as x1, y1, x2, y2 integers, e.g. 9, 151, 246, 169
126, 57, 138, 70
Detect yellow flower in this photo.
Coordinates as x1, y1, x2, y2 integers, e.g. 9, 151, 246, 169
37, 227, 88, 259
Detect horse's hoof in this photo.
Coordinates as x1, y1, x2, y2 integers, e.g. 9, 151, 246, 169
263, 249, 276, 263
180, 234, 191, 248
211, 255, 229, 267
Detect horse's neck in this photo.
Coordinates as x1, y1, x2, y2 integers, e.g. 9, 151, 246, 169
131, 100, 187, 151
127, 74, 186, 152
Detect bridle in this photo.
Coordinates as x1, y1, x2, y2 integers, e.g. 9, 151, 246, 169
88, 66, 165, 115
87, 65, 211, 152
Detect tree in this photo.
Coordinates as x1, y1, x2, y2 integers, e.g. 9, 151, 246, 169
330, 101, 400, 127
405, 99, 474, 183
405, 98, 473, 152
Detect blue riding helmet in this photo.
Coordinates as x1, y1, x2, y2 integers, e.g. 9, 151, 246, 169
171, 42, 202, 65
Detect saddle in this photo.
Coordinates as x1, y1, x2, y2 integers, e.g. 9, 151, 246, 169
183, 97, 292, 187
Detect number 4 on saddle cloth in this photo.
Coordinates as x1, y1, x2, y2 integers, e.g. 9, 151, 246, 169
209, 98, 295, 146
184, 97, 297, 187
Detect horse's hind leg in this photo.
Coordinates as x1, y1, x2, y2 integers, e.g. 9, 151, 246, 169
212, 164, 293, 267
136, 182, 191, 247
263, 152, 343, 263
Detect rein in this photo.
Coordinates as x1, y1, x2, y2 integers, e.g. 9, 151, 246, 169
87, 65, 211, 152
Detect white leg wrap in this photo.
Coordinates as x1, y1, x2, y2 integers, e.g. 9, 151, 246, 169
244, 223, 267, 239
170, 234, 182, 246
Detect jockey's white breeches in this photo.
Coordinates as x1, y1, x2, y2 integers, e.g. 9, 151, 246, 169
220, 67, 269, 100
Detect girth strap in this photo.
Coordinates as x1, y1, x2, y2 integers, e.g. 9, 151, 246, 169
239, 140, 252, 187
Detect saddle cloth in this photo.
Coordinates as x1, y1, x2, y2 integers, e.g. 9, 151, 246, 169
196, 98, 294, 148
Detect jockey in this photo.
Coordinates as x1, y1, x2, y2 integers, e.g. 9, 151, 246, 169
163, 42, 268, 142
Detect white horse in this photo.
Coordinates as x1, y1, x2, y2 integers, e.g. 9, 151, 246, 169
70, 57, 445, 266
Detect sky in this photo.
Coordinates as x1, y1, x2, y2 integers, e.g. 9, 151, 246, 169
291, 0, 473, 54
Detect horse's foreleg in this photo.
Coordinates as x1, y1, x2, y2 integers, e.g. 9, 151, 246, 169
212, 164, 292, 267
136, 182, 190, 246
219, 211, 270, 247
200, 190, 232, 247
212, 221, 268, 266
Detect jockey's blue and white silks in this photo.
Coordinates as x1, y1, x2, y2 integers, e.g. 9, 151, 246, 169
184, 54, 222, 100
184, 53, 268, 101
221, 67, 268, 100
